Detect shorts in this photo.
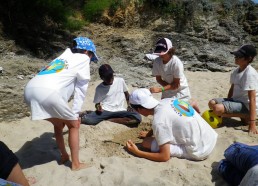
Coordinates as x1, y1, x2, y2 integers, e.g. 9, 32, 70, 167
0, 141, 19, 179
151, 139, 190, 159
212, 98, 249, 114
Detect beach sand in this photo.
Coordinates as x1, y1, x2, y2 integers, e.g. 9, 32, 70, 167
0, 71, 257, 186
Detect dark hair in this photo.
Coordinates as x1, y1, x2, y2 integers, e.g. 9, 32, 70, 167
71, 40, 86, 54
167, 47, 176, 56
245, 56, 255, 63
130, 104, 145, 110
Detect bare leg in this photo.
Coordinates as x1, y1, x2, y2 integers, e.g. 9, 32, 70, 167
208, 99, 216, 110
65, 120, 87, 171
46, 118, 88, 170
7, 163, 29, 186
47, 118, 69, 164
189, 99, 201, 114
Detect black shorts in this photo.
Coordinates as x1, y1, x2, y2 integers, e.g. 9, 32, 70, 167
0, 141, 18, 179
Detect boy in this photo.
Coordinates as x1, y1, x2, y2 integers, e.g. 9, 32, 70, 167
208, 44, 258, 134
126, 88, 218, 162
81, 64, 141, 126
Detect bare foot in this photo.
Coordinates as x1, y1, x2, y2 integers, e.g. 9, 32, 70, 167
72, 163, 90, 171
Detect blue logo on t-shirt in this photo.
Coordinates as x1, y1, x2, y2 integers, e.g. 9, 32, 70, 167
171, 99, 195, 117
38, 59, 65, 75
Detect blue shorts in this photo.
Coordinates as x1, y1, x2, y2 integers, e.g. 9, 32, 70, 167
81, 110, 142, 125
0, 141, 19, 179
212, 98, 249, 114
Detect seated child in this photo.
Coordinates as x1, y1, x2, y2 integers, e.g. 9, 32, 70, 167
208, 44, 258, 134
80, 64, 141, 126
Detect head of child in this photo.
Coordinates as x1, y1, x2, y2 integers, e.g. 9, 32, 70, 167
230, 44, 257, 63
129, 88, 159, 116
153, 38, 176, 61
99, 64, 114, 85
72, 37, 99, 62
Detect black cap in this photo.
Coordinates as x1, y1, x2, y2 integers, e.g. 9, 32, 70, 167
230, 44, 257, 58
99, 64, 114, 78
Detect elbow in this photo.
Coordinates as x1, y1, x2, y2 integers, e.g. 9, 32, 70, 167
160, 155, 170, 162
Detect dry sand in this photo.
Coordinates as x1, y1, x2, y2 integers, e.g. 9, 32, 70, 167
0, 71, 257, 186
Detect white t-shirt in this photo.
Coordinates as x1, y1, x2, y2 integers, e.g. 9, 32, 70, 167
230, 65, 258, 113
24, 48, 90, 119
93, 77, 128, 112
152, 98, 218, 160
152, 55, 191, 100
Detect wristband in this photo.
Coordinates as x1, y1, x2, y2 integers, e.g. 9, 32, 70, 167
161, 87, 165, 92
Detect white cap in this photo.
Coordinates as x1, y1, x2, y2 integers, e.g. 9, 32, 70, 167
153, 38, 173, 55
129, 88, 159, 109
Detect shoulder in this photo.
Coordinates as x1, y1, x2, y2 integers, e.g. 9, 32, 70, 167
114, 76, 125, 83
171, 55, 182, 64
246, 65, 257, 73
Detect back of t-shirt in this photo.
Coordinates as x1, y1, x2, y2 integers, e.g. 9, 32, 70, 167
153, 98, 218, 160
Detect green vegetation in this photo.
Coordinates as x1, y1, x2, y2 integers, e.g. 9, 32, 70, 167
83, 0, 113, 21
0, 0, 255, 32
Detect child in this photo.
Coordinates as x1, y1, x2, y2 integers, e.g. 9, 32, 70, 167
150, 38, 200, 111
208, 44, 258, 134
126, 88, 218, 162
140, 38, 200, 138
24, 37, 98, 170
81, 64, 141, 126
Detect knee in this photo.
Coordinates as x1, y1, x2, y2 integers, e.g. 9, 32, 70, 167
208, 99, 216, 109
213, 104, 225, 115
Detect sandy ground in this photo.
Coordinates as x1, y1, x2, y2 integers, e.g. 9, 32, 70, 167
0, 71, 257, 186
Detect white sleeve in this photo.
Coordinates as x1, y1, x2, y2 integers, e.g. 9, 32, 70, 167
72, 79, 89, 117
122, 78, 128, 92
173, 57, 184, 78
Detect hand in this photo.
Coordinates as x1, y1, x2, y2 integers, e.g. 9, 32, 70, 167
150, 87, 160, 93
248, 123, 258, 135
127, 105, 134, 112
95, 103, 103, 115
126, 140, 139, 154
139, 131, 148, 138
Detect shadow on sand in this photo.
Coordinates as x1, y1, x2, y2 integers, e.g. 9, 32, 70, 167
15, 132, 61, 169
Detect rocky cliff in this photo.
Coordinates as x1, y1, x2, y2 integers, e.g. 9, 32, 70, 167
0, 0, 258, 121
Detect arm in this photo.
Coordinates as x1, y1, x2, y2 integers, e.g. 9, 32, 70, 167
248, 90, 258, 134
126, 140, 170, 162
227, 84, 234, 98
72, 79, 89, 117
124, 91, 134, 111
124, 91, 130, 107
150, 76, 180, 93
